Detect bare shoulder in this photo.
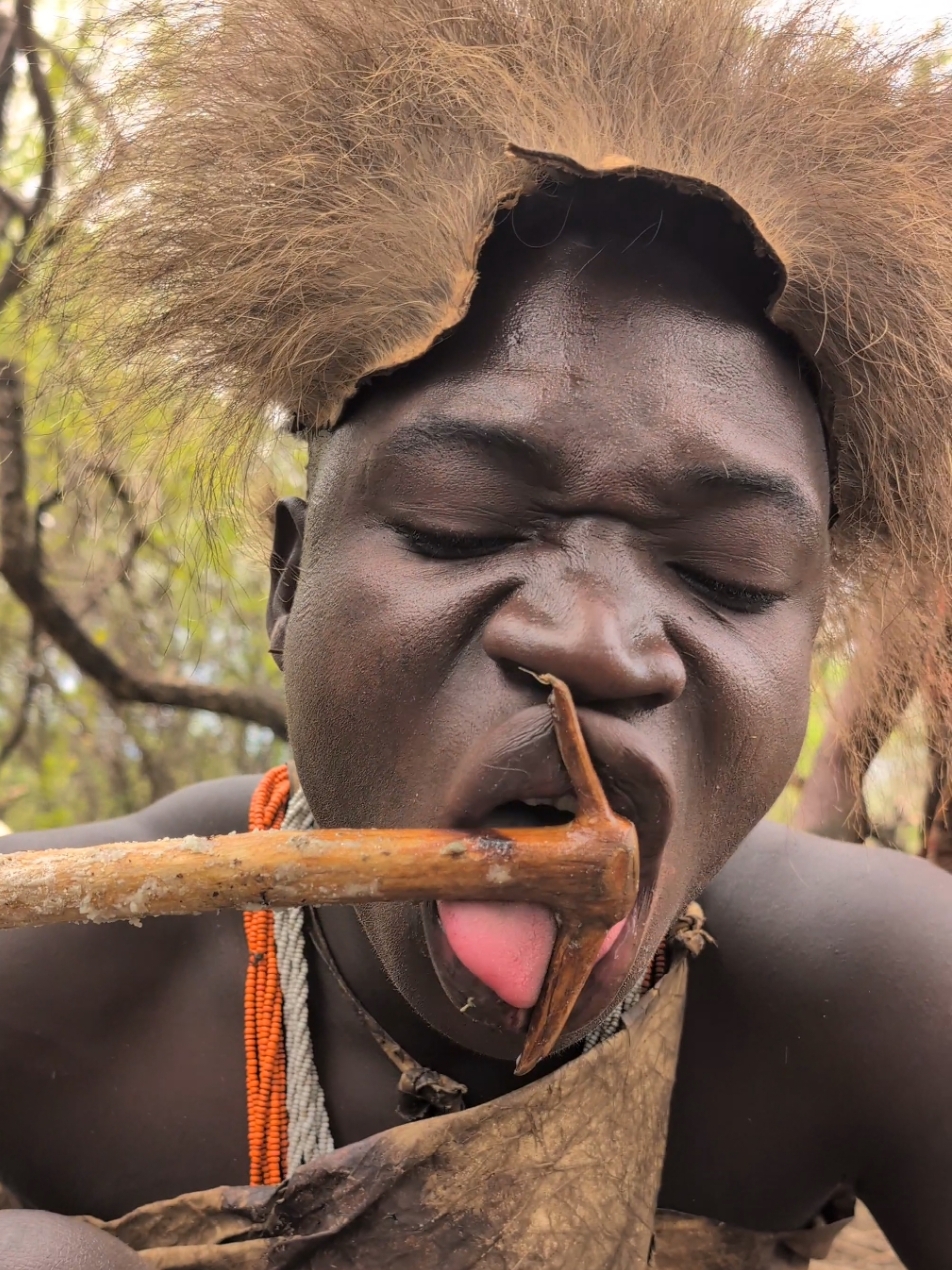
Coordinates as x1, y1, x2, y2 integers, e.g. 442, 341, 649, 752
667, 822, 952, 1267
0, 1211, 145, 1268
701, 819, 952, 996
694, 820, 952, 1129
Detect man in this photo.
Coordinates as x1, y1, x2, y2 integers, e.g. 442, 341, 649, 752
1, 1, 950, 1265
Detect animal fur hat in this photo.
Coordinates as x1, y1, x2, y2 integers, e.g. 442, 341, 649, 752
55, 0, 952, 776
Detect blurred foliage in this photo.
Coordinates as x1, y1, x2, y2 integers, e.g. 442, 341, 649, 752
770, 659, 930, 854
0, 0, 300, 829
769, 660, 848, 827
0, 290, 303, 829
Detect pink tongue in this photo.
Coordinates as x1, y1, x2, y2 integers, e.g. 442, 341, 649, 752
438, 901, 625, 1010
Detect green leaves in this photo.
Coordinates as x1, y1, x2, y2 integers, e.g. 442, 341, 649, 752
0, 1, 306, 827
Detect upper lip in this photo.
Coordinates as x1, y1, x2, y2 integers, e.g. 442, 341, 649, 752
441, 704, 674, 874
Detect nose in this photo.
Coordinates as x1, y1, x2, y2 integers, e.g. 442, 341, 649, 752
482, 571, 686, 709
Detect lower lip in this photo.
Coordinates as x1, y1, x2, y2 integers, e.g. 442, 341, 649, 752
421, 900, 644, 1040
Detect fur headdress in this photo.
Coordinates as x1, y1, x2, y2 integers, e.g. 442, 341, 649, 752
54, 0, 952, 771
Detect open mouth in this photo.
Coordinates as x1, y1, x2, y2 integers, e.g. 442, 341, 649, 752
438, 796, 627, 1009
423, 757, 668, 1042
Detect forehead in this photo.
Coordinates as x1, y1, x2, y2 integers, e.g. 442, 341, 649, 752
329, 227, 829, 514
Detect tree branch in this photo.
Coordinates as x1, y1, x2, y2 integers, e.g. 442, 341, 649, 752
0, 619, 41, 770
33, 32, 112, 130
0, 0, 57, 311
0, 183, 30, 220
98, 464, 150, 585
0, 363, 287, 736
15, 0, 55, 230
0, 12, 16, 157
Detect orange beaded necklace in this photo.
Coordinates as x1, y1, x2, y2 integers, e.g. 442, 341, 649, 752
243, 765, 292, 1185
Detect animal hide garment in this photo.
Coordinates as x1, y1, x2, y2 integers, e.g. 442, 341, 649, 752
88, 957, 688, 1269
85, 952, 857, 1268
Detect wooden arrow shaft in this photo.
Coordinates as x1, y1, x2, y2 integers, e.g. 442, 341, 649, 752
0, 820, 636, 931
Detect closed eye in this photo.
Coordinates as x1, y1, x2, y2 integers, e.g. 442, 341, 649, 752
392, 524, 522, 560
672, 564, 787, 614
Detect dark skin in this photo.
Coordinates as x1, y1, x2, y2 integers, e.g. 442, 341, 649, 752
0, 207, 950, 1269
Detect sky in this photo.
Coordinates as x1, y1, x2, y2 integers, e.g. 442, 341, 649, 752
785, 0, 950, 33
849, 0, 950, 27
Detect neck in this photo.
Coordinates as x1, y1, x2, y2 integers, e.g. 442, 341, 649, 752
313, 905, 577, 1108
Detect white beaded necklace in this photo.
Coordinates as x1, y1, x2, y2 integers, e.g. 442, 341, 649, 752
273, 787, 642, 1175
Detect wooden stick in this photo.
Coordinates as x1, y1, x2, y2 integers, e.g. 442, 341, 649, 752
0, 820, 635, 930
0, 677, 638, 1070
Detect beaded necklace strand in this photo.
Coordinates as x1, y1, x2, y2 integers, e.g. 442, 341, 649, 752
242, 764, 667, 1184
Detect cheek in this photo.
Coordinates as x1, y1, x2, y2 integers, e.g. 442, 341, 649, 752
283, 540, 399, 822
287, 531, 473, 704
688, 605, 817, 862
281, 529, 494, 824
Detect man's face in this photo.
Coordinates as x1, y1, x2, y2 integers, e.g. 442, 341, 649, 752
272, 220, 830, 1060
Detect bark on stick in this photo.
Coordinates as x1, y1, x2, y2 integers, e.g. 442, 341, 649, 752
0, 821, 637, 931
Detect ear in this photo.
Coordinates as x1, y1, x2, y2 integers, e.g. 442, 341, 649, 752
267, 497, 307, 671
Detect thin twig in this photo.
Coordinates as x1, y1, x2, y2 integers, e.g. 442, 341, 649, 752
0, 619, 41, 770
0, 783, 28, 815
99, 464, 151, 584
18, 0, 56, 231
33, 32, 113, 132
0, 363, 288, 736
0, 184, 29, 220
0, 0, 57, 311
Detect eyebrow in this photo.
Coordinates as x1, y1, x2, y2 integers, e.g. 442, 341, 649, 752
377, 418, 822, 524
377, 416, 561, 484
680, 462, 822, 525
